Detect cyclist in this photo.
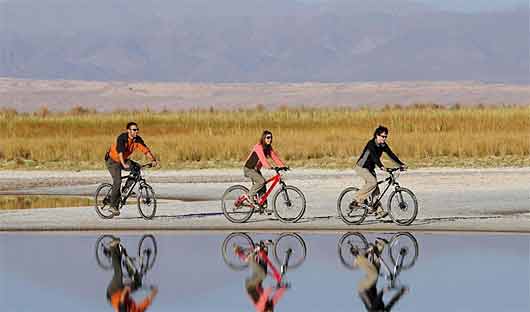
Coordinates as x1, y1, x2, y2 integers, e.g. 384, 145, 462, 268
235, 242, 287, 312
350, 238, 408, 311
352, 125, 406, 219
243, 130, 286, 211
106, 237, 158, 312
105, 122, 158, 216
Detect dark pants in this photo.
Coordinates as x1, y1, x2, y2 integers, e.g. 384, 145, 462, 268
106, 245, 124, 300
106, 158, 138, 208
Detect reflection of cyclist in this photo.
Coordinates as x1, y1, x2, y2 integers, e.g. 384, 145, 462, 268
243, 130, 286, 208
351, 238, 407, 311
235, 242, 287, 311
353, 126, 406, 219
105, 122, 158, 216
106, 238, 158, 312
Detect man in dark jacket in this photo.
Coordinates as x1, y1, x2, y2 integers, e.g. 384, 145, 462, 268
353, 126, 406, 218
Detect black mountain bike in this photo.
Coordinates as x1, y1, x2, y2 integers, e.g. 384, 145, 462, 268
95, 163, 157, 219
337, 168, 418, 225
95, 234, 158, 287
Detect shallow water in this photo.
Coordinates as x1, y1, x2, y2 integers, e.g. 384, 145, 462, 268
0, 232, 528, 311
0, 195, 95, 209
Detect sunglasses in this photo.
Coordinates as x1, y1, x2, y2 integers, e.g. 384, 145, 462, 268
265, 136, 273, 139
130, 128, 139, 132
379, 135, 388, 138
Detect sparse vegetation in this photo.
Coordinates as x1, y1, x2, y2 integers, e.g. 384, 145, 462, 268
1, 105, 529, 169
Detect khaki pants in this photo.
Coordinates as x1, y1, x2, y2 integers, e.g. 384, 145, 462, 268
354, 166, 380, 203
244, 167, 266, 199
355, 255, 379, 292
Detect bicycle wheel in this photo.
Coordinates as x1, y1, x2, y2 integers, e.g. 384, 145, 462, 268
95, 234, 116, 270
95, 183, 115, 219
272, 185, 306, 223
138, 234, 158, 271
273, 233, 307, 269
137, 183, 157, 220
221, 232, 255, 270
221, 185, 254, 223
389, 232, 419, 271
337, 232, 368, 270
387, 188, 418, 225
337, 187, 368, 225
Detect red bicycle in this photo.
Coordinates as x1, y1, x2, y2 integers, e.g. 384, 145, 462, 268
221, 167, 306, 223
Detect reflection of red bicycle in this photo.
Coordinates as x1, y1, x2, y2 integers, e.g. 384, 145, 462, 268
221, 167, 306, 223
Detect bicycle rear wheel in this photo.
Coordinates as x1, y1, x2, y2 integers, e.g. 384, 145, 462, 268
95, 183, 115, 219
337, 232, 369, 269
388, 187, 418, 225
138, 234, 158, 271
221, 185, 254, 223
137, 183, 157, 220
337, 187, 368, 225
221, 232, 255, 270
272, 185, 306, 223
273, 233, 307, 269
389, 232, 419, 271
95, 234, 115, 270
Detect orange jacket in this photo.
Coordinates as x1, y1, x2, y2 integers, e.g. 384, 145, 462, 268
110, 290, 153, 312
108, 133, 151, 163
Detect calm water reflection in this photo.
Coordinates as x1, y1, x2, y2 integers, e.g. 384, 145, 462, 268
0, 232, 528, 311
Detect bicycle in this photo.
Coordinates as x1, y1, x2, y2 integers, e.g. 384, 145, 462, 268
95, 163, 157, 220
221, 167, 306, 223
337, 167, 418, 225
337, 232, 419, 277
95, 234, 158, 288
221, 232, 307, 274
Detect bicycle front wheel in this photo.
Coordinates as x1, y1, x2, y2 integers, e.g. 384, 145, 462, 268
137, 184, 157, 220
221, 185, 254, 223
221, 232, 255, 270
337, 187, 368, 225
388, 188, 418, 225
273, 233, 307, 269
337, 232, 368, 270
389, 232, 419, 271
95, 183, 115, 219
272, 185, 306, 223
138, 234, 158, 271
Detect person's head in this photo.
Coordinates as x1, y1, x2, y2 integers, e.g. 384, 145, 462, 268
373, 125, 388, 145
126, 122, 139, 138
259, 130, 273, 156
264, 299, 274, 312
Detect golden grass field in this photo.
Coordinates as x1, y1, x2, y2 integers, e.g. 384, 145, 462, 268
1, 105, 529, 169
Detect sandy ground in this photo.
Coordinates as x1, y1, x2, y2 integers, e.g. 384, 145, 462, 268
0, 168, 529, 232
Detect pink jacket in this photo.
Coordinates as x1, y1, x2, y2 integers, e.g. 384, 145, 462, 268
245, 144, 285, 170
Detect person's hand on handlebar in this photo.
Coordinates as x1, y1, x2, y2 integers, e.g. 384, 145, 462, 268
400, 164, 407, 171
151, 159, 159, 168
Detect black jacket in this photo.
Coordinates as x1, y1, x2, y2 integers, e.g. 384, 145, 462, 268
356, 139, 404, 172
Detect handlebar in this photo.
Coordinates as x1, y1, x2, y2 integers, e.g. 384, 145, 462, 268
273, 167, 290, 172
386, 167, 406, 173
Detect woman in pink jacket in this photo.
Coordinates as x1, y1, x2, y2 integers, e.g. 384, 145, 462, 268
244, 130, 286, 206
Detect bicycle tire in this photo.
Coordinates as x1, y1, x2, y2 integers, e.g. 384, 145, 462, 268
137, 183, 157, 220
95, 183, 115, 219
387, 188, 418, 225
337, 187, 368, 225
221, 185, 254, 223
272, 185, 306, 223
337, 232, 369, 269
138, 234, 158, 271
273, 233, 307, 269
389, 232, 419, 271
221, 232, 255, 270
95, 234, 116, 270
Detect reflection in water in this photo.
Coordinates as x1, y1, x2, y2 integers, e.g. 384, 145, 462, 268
95, 234, 159, 311
338, 232, 419, 311
0, 195, 94, 209
222, 233, 307, 311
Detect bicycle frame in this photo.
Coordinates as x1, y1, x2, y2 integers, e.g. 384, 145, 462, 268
256, 172, 284, 206
370, 171, 400, 209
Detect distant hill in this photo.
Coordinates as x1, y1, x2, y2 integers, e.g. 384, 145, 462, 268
0, 0, 528, 83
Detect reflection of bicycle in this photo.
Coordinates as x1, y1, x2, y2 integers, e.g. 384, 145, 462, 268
337, 168, 418, 225
338, 232, 418, 289
95, 163, 157, 219
221, 232, 307, 276
221, 167, 306, 223
95, 234, 158, 286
